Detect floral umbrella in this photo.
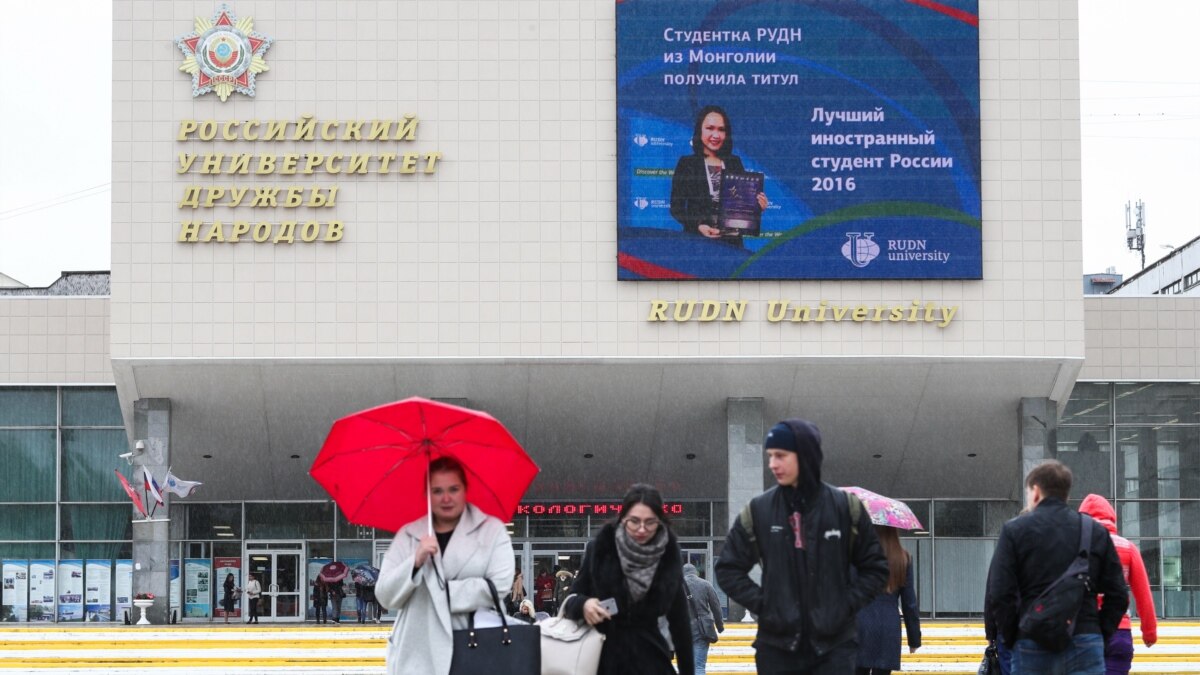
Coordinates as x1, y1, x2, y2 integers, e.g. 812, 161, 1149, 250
841, 486, 924, 531
318, 561, 349, 583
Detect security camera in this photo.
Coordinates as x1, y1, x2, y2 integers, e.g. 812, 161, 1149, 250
119, 440, 147, 464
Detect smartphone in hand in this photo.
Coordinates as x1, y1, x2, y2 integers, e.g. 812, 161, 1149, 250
598, 597, 619, 616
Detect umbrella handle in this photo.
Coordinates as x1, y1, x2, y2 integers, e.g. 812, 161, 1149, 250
426, 463, 433, 537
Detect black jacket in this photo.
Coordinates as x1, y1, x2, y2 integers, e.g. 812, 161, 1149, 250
985, 497, 1129, 647
669, 153, 747, 234
563, 524, 694, 675
716, 419, 889, 655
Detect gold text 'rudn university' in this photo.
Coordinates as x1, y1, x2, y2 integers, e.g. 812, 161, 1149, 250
647, 300, 959, 328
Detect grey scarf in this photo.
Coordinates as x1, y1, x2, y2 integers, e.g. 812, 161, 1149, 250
614, 525, 669, 603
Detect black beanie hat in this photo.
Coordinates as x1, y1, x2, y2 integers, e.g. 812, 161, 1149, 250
765, 422, 798, 453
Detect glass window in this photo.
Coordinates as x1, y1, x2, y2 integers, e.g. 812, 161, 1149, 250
529, 517, 589, 538
904, 500, 931, 533
0, 504, 55, 540
61, 388, 123, 427
1062, 383, 1112, 425
1055, 427, 1112, 499
334, 507, 385, 540
245, 502, 333, 539
0, 430, 56, 501
309, 541, 334, 559
1117, 501, 1200, 540
62, 430, 130, 501
0, 387, 56, 427
0, 542, 55, 558
61, 504, 134, 541
60, 542, 131, 560
933, 501, 1017, 537
184, 503, 243, 540
1116, 427, 1200, 499
336, 540, 371, 561
1115, 383, 1200, 425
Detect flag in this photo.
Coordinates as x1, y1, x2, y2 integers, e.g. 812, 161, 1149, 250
143, 466, 164, 507
163, 469, 202, 498
114, 470, 148, 518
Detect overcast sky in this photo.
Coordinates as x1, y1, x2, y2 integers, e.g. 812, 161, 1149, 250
0, 1, 1196, 287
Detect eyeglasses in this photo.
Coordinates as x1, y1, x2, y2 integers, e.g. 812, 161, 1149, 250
624, 517, 660, 532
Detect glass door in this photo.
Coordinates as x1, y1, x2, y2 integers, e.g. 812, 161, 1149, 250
244, 541, 305, 623
530, 547, 585, 616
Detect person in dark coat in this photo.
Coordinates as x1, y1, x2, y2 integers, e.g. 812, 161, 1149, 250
855, 525, 921, 675
312, 578, 330, 624
221, 573, 237, 624
563, 484, 694, 675
327, 578, 345, 624
683, 563, 724, 675
985, 460, 1128, 675
669, 105, 768, 245
717, 419, 889, 675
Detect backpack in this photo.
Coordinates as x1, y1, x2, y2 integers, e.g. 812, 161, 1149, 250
738, 487, 862, 559
1017, 515, 1094, 652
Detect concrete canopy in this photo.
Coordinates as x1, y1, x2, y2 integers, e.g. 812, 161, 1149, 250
112, 356, 1080, 505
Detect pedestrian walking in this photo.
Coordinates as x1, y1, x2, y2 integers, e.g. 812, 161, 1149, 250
328, 578, 345, 624
313, 578, 330, 624
505, 570, 527, 616
1078, 493, 1157, 675
855, 525, 921, 675
985, 460, 1128, 675
682, 563, 724, 675
375, 456, 516, 675
716, 418, 888, 675
562, 483, 695, 675
220, 573, 237, 624
535, 566, 555, 613
244, 573, 261, 624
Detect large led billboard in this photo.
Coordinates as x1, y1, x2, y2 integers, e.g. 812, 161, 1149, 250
617, 0, 981, 280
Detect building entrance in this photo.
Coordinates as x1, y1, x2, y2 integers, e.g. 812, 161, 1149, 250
244, 541, 305, 622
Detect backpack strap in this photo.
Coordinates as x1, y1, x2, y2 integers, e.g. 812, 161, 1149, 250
738, 502, 759, 560
846, 491, 862, 552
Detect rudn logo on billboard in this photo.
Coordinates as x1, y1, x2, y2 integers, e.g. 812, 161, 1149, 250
175, 4, 273, 102
842, 233, 951, 268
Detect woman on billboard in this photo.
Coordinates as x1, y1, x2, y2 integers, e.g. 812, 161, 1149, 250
669, 105, 768, 245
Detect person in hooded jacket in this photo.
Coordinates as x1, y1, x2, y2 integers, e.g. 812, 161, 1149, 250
717, 419, 889, 675
1078, 493, 1158, 675
682, 563, 724, 675
562, 483, 694, 675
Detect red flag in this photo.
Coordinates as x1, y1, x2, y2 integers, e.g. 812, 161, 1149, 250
115, 470, 148, 519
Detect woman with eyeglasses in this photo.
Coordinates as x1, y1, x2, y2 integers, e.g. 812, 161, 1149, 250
562, 484, 694, 675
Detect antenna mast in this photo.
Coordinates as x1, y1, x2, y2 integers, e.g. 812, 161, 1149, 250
1125, 200, 1145, 269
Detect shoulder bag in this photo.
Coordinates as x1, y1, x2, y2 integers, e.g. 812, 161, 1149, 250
448, 578, 541, 675
1017, 515, 1094, 651
540, 594, 605, 675
977, 642, 1000, 675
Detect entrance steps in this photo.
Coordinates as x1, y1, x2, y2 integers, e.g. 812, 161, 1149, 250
0, 622, 1194, 674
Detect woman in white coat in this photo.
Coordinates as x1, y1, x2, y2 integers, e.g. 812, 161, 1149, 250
375, 457, 515, 675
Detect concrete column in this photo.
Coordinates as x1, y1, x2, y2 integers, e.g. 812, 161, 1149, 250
1018, 397, 1058, 496
132, 398, 171, 623
725, 398, 763, 622
726, 397, 765, 526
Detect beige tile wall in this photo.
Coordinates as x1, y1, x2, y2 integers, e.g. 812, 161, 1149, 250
1081, 296, 1200, 380
111, 0, 1085, 360
0, 297, 113, 383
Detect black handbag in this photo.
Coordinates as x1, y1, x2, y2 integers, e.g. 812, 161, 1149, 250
449, 578, 542, 675
977, 643, 1001, 675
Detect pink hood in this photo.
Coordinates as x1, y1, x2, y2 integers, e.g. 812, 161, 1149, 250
1078, 493, 1118, 535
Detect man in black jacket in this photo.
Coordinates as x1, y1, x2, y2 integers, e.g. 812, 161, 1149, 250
985, 460, 1128, 675
716, 419, 888, 674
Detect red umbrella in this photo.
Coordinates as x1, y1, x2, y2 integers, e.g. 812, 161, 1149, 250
319, 561, 349, 583
310, 397, 539, 533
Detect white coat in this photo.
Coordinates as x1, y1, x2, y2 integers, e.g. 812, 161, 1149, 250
376, 503, 515, 675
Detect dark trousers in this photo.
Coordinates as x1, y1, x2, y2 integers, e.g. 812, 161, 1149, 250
247, 597, 260, 622
314, 601, 328, 623
755, 640, 857, 675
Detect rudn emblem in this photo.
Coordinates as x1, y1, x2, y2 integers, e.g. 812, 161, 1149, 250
842, 232, 879, 268
175, 4, 273, 101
